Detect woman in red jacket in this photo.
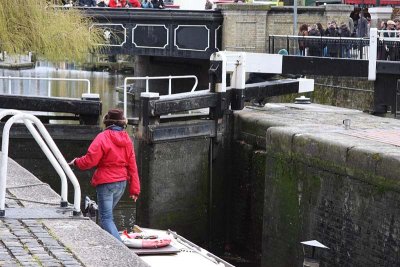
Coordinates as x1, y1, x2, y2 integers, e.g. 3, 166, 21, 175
69, 109, 140, 241
108, 0, 127, 7
128, 0, 141, 7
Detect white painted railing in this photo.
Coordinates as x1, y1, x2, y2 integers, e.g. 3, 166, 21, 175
0, 76, 91, 96
122, 75, 198, 117
0, 111, 81, 216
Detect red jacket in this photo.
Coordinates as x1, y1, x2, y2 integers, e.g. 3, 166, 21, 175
129, 0, 142, 7
75, 129, 140, 196
109, 0, 127, 7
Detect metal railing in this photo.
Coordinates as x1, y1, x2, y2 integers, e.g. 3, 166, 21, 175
269, 31, 400, 62
268, 35, 370, 59
0, 76, 91, 96
122, 75, 198, 117
0, 110, 81, 217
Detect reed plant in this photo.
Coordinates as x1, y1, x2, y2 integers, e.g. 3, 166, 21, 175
0, 0, 103, 63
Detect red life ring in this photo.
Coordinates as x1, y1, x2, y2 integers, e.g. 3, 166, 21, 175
121, 230, 172, 249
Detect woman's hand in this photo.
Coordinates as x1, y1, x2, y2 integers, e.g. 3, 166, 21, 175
130, 194, 138, 202
68, 158, 76, 166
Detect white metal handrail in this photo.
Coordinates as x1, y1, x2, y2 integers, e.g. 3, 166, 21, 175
0, 111, 81, 216
0, 76, 91, 97
122, 75, 198, 117
0, 110, 68, 206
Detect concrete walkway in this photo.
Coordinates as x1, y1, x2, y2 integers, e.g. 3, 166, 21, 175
0, 157, 149, 267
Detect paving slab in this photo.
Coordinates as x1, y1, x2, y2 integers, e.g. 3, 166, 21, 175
236, 103, 400, 184
0, 158, 149, 267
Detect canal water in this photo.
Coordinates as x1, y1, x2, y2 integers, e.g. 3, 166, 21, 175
0, 62, 139, 231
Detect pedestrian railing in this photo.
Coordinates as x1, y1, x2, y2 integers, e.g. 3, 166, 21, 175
0, 110, 81, 217
122, 75, 198, 117
268, 32, 400, 61
268, 35, 370, 59
0, 76, 91, 96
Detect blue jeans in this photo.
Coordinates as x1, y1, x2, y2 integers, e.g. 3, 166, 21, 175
96, 180, 126, 242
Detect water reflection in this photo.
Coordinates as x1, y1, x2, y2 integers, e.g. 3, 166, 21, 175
0, 62, 127, 115
0, 63, 137, 231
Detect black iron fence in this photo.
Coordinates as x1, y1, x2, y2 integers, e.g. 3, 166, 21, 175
268, 35, 400, 61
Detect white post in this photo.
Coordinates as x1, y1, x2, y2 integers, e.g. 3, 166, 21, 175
47, 80, 52, 97
231, 52, 246, 90
210, 52, 227, 93
368, 28, 378, 81
168, 75, 172, 95
124, 78, 129, 118
8, 76, 11, 94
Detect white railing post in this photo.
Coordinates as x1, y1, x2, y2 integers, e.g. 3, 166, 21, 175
47, 80, 52, 97
210, 52, 227, 93
168, 75, 172, 95
8, 76, 11, 94
368, 28, 378, 81
124, 78, 128, 118
146, 76, 149, 93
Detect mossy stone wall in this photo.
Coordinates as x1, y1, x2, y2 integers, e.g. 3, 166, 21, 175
136, 138, 210, 245
230, 110, 400, 267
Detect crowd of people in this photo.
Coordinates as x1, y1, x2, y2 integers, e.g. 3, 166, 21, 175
61, 0, 166, 8
296, 8, 400, 60
297, 11, 370, 58
378, 19, 400, 61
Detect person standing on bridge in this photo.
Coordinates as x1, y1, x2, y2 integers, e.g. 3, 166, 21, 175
69, 109, 140, 242
205, 0, 213, 9
128, 0, 142, 7
141, 0, 153, 8
108, 0, 128, 7
151, 0, 165, 8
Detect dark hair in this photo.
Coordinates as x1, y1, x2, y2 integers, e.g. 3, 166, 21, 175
299, 24, 308, 32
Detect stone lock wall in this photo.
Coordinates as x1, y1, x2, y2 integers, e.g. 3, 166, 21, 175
262, 127, 400, 267
230, 106, 400, 267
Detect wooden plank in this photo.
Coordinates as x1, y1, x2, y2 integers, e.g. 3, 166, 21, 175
152, 92, 217, 116
147, 120, 215, 143
244, 79, 300, 100
0, 94, 101, 115
282, 56, 369, 77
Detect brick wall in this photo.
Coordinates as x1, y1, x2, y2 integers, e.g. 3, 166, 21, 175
219, 4, 353, 52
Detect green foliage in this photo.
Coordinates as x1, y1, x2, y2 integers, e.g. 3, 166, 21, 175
0, 0, 103, 62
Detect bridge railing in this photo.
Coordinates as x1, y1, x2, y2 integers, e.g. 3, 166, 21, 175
269, 32, 400, 61
268, 35, 371, 59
